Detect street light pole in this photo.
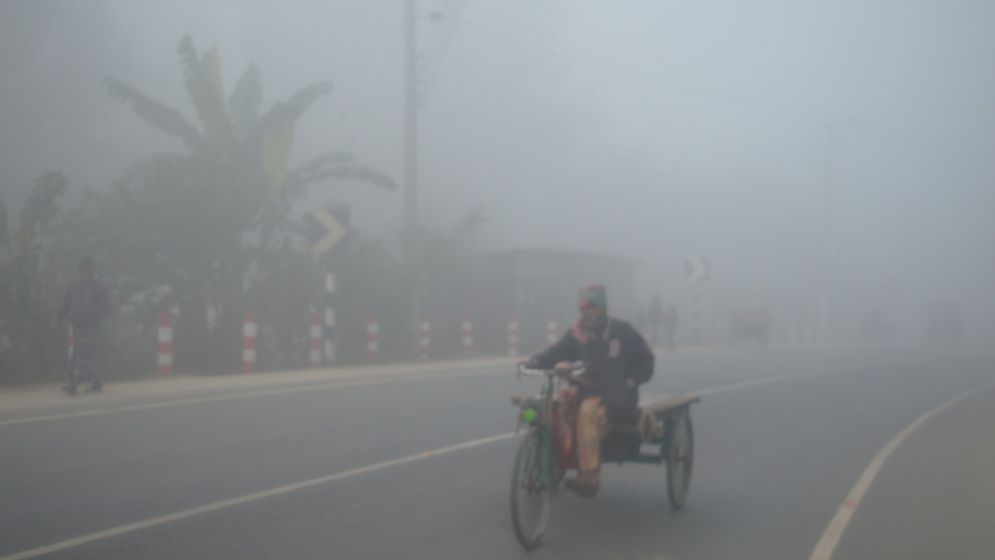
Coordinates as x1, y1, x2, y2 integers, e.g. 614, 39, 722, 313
402, 0, 422, 358
404, 0, 419, 234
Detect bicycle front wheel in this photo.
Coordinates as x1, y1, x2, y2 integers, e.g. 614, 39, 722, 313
510, 431, 553, 549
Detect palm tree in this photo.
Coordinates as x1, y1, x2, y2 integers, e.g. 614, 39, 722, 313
105, 35, 394, 228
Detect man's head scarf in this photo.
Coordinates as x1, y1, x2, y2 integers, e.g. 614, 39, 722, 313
573, 284, 608, 343
578, 284, 607, 310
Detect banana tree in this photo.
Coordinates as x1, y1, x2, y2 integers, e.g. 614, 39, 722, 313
105, 34, 394, 227
101, 35, 395, 371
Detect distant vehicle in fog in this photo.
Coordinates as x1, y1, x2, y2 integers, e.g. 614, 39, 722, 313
728, 297, 772, 348
861, 308, 896, 341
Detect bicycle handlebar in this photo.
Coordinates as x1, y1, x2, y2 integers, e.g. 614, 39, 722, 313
516, 362, 587, 379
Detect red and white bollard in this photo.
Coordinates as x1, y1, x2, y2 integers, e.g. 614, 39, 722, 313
547, 319, 559, 345
461, 319, 473, 354
157, 311, 173, 374
242, 311, 257, 373
323, 273, 336, 364
308, 310, 322, 367
418, 316, 431, 360
507, 319, 519, 357
367, 316, 380, 361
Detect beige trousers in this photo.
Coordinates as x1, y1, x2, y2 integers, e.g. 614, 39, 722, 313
577, 396, 609, 473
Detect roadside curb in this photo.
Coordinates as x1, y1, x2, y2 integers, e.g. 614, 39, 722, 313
0, 355, 521, 414
0, 342, 797, 413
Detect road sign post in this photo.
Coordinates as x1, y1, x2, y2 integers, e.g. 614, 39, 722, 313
685, 257, 711, 345
307, 205, 350, 365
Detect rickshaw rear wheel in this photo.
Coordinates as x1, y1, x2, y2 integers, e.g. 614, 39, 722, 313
666, 410, 694, 511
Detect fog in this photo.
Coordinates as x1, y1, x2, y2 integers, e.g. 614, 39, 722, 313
4, 4, 995, 558
3, 0, 993, 346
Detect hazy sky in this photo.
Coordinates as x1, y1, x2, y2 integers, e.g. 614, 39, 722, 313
3, 0, 993, 331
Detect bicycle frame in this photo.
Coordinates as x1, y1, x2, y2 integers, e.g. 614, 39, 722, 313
516, 364, 587, 487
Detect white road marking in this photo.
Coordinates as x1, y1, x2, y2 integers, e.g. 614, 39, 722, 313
639, 360, 895, 404
809, 382, 993, 560
1, 358, 890, 559
0, 369, 501, 428
0, 432, 517, 560
0, 349, 868, 428
697, 363, 882, 396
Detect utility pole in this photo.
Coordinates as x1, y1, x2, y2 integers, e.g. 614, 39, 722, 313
404, 0, 419, 234
818, 126, 837, 341
403, 0, 421, 359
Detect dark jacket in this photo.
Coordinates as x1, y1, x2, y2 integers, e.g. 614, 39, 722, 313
58, 277, 109, 329
532, 318, 654, 421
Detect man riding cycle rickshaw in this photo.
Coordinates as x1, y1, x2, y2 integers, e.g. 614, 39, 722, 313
522, 284, 655, 497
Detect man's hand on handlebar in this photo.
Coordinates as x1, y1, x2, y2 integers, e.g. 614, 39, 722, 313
552, 361, 575, 375
516, 359, 589, 385
554, 361, 591, 386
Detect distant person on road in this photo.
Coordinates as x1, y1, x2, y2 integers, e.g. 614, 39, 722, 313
51, 257, 109, 395
662, 305, 679, 350
523, 284, 655, 497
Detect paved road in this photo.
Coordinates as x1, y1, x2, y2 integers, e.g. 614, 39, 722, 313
1, 344, 993, 559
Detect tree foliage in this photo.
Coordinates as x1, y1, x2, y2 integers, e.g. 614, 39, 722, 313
0, 172, 69, 381
87, 35, 395, 372
104, 35, 394, 213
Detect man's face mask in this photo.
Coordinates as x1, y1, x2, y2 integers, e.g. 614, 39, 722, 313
579, 302, 605, 327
